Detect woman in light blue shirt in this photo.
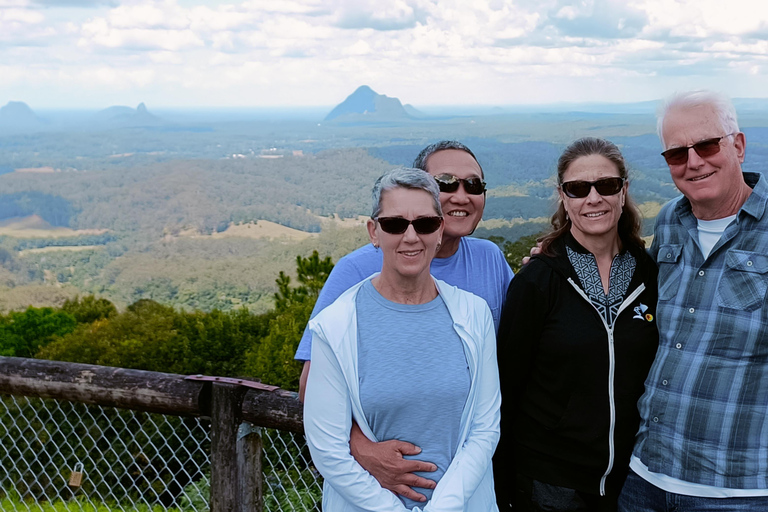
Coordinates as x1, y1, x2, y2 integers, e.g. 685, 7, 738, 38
304, 167, 501, 511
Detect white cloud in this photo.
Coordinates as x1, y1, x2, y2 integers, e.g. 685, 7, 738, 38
79, 19, 204, 51
4, 0, 768, 108
2, 7, 44, 23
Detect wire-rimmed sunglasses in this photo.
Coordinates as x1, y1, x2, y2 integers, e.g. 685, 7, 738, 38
561, 177, 625, 199
660, 133, 736, 166
374, 216, 443, 235
433, 174, 486, 195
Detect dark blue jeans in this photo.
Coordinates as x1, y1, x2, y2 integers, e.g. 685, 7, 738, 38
618, 469, 768, 512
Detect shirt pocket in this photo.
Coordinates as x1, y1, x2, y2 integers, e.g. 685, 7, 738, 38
656, 244, 683, 301
716, 250, 768, 312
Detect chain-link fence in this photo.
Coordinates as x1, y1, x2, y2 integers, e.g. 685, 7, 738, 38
0, 395, 322, 511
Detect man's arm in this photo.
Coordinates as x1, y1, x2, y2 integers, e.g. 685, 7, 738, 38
349, 421, 437, 502
298, 361, 310, 403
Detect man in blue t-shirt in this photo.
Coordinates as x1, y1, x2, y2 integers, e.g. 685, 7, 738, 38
295, 140, 513, 503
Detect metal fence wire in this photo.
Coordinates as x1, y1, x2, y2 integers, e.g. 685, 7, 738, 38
0, 395, 322, 511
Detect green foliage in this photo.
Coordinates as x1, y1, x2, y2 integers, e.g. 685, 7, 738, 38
178, 462, 321, 512
245, 299, 314, 390
14, 233, 116, 251
0, 397, 206, 510
40, 300, 272, 377
0, 306, 77, 357
262, 429, 322, 511
178, 473, 209, 511
61, 295, 117, 324
5, 252, 330, 509
244, 251, 333, 390
501, 232, 547, 274
0, 491, 175, 512
274, 251, 333, 311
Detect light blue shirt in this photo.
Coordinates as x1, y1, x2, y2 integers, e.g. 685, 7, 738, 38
357, 280, 470, 509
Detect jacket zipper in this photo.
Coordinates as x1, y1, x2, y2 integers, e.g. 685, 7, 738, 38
567, 278, 645, 495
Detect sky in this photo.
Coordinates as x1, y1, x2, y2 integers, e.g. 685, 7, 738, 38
2, 0, 768, 109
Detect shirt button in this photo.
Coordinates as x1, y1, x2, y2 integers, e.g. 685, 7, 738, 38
676, 343, 682, 349
698, 270, 705, 276
662, 380, 668, 385
666, 253, 672, 259
653, 417, 659, 422
747, 261, 753, 267
689, 308, 695, 313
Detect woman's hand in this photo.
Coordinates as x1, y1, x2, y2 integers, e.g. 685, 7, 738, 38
349, 422, 437, 502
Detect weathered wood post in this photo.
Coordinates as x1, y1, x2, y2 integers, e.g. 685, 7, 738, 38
210, 382, 248, 512
237, 422, 263, 512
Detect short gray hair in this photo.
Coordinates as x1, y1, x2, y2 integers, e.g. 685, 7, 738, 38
412, 140, 483, 177
657, 90, 740, 147
371, 167, 442, 219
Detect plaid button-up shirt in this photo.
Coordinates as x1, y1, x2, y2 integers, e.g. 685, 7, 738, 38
634, 172, 768, 489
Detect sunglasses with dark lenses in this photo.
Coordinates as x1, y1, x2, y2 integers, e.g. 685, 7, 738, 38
375, 216, 443, 235
433, 174, 486, 195
561, 177, 625, 199
660, 133, 735, 166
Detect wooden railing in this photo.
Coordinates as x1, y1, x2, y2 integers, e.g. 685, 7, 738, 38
0, 356, 304, 512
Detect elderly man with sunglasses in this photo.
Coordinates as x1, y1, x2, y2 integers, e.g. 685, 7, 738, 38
616, 90, 768, 511
294, 140, 513, 504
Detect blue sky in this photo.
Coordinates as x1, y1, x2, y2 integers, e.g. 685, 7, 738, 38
2, 0, 768, 109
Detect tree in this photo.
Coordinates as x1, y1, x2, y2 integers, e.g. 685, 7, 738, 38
244, 250, 334, 390
502, 232, 547, 274
0, 306, 77, 357
61, 295, 117, 323
273, 251, 333, 311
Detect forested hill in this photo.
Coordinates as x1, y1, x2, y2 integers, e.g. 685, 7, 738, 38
2, 109, 768, 315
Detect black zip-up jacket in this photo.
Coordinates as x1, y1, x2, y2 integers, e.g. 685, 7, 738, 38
494, 234, 659, 508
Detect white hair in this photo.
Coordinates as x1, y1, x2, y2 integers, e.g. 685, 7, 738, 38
370, 167, 442, 219
656, 90, 740, 147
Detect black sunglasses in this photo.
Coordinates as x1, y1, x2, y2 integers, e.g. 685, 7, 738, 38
561, 177, 625, 199
375, 216, 443, 235
660, 133, 735, 166
433, 174, 486, 195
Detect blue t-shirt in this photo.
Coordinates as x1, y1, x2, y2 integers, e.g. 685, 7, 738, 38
356, 280, 470, 509
294, 237, 513, 360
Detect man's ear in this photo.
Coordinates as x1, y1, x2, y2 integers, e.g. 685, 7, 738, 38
734, 132, 746, 163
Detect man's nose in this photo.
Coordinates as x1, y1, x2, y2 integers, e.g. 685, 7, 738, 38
687, 146, 705, 168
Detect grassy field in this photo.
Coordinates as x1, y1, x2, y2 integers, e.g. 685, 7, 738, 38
0, 216, 108, 238
0, 494, 176, 512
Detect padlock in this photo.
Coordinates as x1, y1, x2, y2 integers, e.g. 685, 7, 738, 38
68, 462, 84, 488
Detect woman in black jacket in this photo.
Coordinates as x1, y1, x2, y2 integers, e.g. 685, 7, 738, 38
496, 138, 658, 512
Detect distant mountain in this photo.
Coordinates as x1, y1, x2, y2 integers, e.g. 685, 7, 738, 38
94, 102, 160, 126
324, 86, 423, 122
0, 101, 43, 130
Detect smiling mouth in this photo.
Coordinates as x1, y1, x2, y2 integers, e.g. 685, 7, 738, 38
585, 212, 607, 218
447, 211, 469, 217
401, 250, 422, 257
689, 172, 715, 182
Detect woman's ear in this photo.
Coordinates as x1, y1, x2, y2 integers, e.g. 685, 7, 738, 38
621, 180, 629, 208
366, 218, 378, 248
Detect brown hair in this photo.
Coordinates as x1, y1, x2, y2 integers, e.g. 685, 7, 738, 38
539, 137, 645, 255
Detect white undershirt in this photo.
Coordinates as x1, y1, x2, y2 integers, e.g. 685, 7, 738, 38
630, 456, 768, 497
697, 214, 736, 259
